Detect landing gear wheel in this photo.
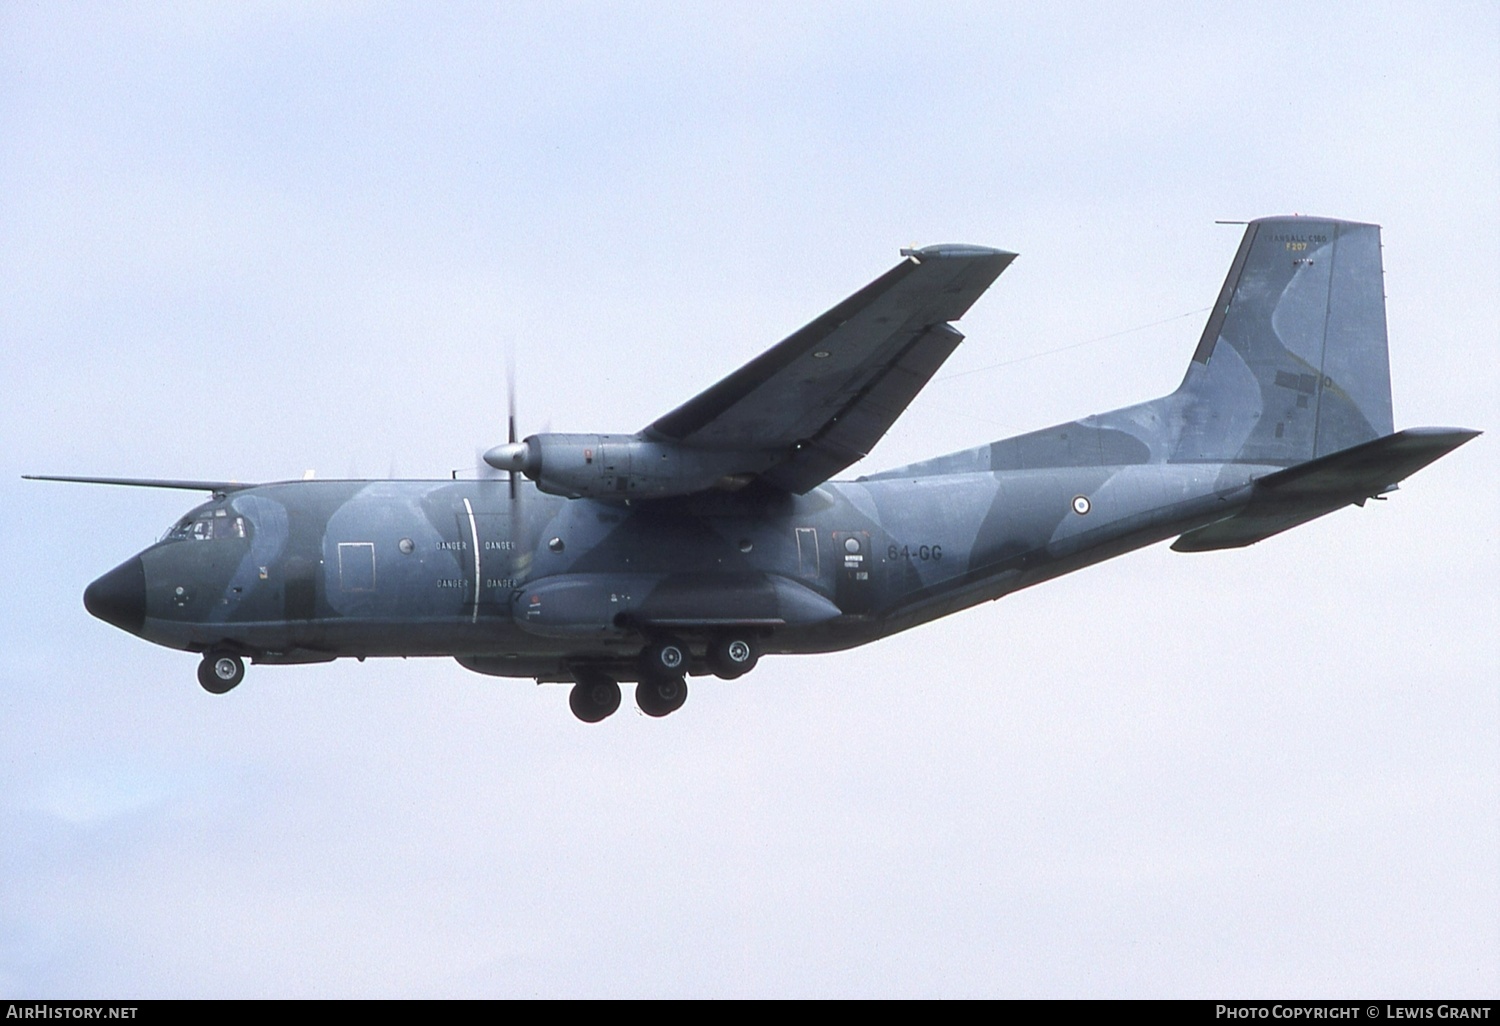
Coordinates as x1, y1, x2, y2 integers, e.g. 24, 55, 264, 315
569, 672, 622, 723
708, 636, 759, 679
197, 653, 245, 694
636, 675, 688, 717
639, 635, 690, 681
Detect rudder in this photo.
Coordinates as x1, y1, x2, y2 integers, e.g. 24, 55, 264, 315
1172, 216, 1394, 465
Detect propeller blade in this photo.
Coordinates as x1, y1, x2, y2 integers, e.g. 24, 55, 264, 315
507, 350, 518, 498
505, 347, 531, 578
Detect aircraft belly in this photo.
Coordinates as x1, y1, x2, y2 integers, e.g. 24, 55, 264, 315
152, 615, 547, 658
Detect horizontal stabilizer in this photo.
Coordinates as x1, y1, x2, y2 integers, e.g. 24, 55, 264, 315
1171, 427, 1479, 552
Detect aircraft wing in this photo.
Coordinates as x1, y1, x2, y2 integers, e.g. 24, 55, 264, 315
643, 244, 1016, 493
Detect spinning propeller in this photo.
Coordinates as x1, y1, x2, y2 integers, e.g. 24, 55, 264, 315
484, 368, 528, 499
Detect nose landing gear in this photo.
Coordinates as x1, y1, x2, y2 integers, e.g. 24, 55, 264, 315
197, 652, 245, 694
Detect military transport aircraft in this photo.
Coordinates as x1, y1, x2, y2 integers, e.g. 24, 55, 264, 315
28, 216, 1478, 721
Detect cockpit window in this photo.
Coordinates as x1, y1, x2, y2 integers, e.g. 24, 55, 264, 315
160, 512, 248, 543
162, 516, 194, 542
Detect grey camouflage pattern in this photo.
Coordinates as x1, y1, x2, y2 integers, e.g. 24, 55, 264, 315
63, 217, 1478, 706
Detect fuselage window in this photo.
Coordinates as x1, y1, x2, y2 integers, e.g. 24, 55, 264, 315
338, 542, 377, 592
796, 527, 819, 577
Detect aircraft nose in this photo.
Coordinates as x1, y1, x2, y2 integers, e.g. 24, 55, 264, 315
84, 556, 146, 634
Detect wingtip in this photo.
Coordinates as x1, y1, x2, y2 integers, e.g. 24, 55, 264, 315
1399, 426, 1483, 444
901, 243, 1017, 262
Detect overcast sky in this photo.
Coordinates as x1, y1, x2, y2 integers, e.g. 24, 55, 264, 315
2, 3, 1496, 998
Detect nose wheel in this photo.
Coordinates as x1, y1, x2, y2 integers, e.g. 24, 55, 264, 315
197, 653, 245, 694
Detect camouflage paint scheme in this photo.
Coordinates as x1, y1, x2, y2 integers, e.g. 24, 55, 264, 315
50, 217, 1478, 717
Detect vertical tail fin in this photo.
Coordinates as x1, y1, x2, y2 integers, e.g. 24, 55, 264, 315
1173, 216, 1394, 464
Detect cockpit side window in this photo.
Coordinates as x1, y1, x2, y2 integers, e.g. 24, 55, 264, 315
162, 516, 195, 542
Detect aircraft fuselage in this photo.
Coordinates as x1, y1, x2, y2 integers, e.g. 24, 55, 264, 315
87, 460, 1261, 682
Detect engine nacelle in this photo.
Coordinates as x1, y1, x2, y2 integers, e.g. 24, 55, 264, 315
484, 433, 763, 500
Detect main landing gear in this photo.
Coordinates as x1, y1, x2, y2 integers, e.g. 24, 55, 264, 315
565, 632, 766, 722
636, 634, 692, 718
635, 674, 688, 718
708, 635, 759, 679
641, 633, 760, 682
197, 652, 245, 694
565, 668, 689, 724
569, 669, 623, 724
639, 636, 690, 680
564, 630, 774, 717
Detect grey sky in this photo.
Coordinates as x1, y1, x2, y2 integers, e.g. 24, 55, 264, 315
2, 3, 1496, 997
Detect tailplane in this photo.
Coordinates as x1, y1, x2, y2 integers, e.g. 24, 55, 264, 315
1172, 216, 1394, 464
1171, 426, 1479, 551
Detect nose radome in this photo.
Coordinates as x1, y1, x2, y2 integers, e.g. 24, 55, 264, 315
84, 556, 146, 634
